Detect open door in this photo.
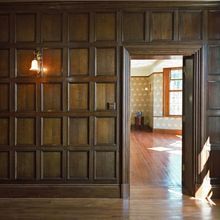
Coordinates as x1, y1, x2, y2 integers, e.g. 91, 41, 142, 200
182, 55, 197, 196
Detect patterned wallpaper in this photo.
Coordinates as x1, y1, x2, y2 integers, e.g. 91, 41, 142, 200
130, 73, 182, 130
130, 77, 151, 125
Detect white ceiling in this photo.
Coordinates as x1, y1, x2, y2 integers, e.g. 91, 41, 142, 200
131, 57, 183, 76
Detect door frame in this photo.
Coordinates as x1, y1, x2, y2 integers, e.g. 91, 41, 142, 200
121, 44, 206, 198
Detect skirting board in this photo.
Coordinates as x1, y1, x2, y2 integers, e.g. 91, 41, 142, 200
153, 129, 182, 135
0, 184, 121, 198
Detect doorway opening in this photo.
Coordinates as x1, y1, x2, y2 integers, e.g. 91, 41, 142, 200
130, 56, 183, 196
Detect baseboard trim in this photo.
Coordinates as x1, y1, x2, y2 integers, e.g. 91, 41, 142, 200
153, 129, 182, 135
0, 184, 121, 198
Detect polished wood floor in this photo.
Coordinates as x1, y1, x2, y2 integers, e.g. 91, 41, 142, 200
130, 129, 182, 188
0, 130, 219, 219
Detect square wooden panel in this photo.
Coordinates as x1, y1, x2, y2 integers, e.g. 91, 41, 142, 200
208, 82, 220, 109
17, 49, 35, 77
95, 12, 116, 41
16, 118, 36, 145
209, 46, 220, 74
208, 11, 220, 40
42, 151, 62, 179
179, 11, 202, 40
16, 13, 36, 42
16, 83, 36, 112
68, 151, 89, 179
0, 118, 9, 145
69, 48, 89, 76
151, 12, 173, 41
95, 117, 116, 145
95, 151, 116, 179
16, 151, 36, 179
210, 151, 220, 179
42, 118, 62, 145
95, 83, 116, 111
0, 152, 9, 179
208, 117, 220, 144
0, 83, 9, 112
123, 12, 145, 42
43, 49, 62, 76
68, 13, 89, 42
68, 117, 89, 146
0, 49, 9, 77
68, 83, 89, 111
42, 83, 62, 111
96, 48, 116, 76
42, 14, 62, 42
0, 14, 9, 42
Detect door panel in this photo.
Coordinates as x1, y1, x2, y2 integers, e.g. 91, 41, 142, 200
182, 56, 195, 196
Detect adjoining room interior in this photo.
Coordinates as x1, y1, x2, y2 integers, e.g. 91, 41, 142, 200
130, 56, 183, 193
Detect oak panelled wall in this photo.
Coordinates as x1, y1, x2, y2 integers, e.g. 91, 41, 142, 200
0, 1, 219, 197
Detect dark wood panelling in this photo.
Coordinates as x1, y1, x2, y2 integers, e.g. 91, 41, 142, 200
210, 150, 220, 180
0, 49, 9, 77
208, 46, 220, 74
16, 83, 36, 112
16, 118, 36, 145
208, 11, 220, 40
42, 151, 62, 179
208, 82, 220, 109
95, 83, 115, 111
68, 83, 89, 111
42, 118, 62, 146
95, 151, 116, 179
43, 49, 62, 76
17, 49, 35, 77
16, 13, 36, 42
0, 14, 9, 42
0, 118, 9, 145
96, 48, 116, 76
68, 151, 89, 179
69, 48, 89, 76
42, 83, 62, 111
208, 117, 220, 144
42, 14, 62, 42
68, 13, 89, 42
0, 83, 9, 112
123, 12, 145, 42
179, 11, 202, 40
68, 117, 89, 146
0, 152, 9, 179
151, 12, 173, 41
95, 117, 116, 145
95, 12, 116, 41
16, 151, 36, 179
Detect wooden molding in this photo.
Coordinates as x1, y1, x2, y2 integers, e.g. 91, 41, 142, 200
0, 184, 121, 198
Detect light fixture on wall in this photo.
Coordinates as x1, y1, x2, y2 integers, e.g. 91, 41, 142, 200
30, 49, 42, 76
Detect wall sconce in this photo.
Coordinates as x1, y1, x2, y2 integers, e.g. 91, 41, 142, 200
30, 50, 42, 76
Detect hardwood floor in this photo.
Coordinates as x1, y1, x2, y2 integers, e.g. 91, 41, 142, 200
0, 130, 220, 219
130, 129, 182, 188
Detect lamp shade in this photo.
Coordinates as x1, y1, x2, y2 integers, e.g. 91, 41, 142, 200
30, 59, 39, 72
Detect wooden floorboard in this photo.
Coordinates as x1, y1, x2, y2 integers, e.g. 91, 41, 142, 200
0, 130, 220, 219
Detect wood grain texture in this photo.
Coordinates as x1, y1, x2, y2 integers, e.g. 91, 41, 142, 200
0, 83, 9, 112
16, 13, 36, 42
208, 10, 220, 40
0, 14, 9, 42
95, 12, 116, 41
69, 48, 89, 76
0, 118, 9, 145
0, 49, 9, 77
16, 83, 36, 112
151, 12, 174, 41
0, 152, 9, 179
68, 13, 89, 42
179, 11, 202, 40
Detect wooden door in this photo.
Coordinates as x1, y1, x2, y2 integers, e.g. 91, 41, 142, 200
182, 55, 196, 196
